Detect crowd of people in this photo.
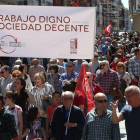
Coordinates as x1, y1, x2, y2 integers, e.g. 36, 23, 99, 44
0, 31, 140, 140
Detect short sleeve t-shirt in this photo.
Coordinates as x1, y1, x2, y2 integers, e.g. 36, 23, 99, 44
27, 121, 43, 140
120, 105, 140, 140
46, 103, 62, 124
5, 105, 22, 134
73, 94, 86, 115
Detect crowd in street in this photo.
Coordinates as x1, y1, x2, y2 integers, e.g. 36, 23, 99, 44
0, 31, 140, 140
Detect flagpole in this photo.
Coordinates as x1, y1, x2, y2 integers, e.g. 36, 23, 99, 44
65, 104, 72, 135
90, 8, 96, 98
90, 58, 94, 98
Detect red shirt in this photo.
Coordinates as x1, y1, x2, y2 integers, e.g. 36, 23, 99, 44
73, 94, 86, 115
46, 103, 62, 124
112, 57, 126, 71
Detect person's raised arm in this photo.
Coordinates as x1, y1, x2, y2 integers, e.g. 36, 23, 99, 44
110, 100, 124, 124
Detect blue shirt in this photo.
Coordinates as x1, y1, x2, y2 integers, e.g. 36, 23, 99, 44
120, 105, 140, 140
59, 71, 79, 87
73, 60, 85, 73
59, 62, 67, 71
101, 45, 109, 56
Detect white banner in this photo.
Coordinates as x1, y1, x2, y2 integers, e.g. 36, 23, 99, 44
0, 5, 96, 59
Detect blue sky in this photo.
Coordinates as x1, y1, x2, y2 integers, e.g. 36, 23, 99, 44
122, 0, 129, 9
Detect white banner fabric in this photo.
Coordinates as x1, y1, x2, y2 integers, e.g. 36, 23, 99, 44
0, 5, 96, 59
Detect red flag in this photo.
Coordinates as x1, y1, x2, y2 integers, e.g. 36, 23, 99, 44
104, 22, 112, 37
75, 65, 95, 112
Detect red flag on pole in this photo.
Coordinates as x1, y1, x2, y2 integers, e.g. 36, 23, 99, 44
104, 22, 112, 37
75, 65, 95, 112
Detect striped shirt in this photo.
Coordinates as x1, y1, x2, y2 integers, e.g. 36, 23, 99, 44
82, 109, 120, 140
94, 69, 120, 94
128, 56, 140, 79
30, 82, 54, 116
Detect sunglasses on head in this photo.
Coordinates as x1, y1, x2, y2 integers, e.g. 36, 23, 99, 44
100, 64, 105, 67
96, 99, 107, 103
67, 65, 73, 67
13, 75, 20, 78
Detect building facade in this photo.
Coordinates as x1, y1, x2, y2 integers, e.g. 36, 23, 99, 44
0, 0, 127, 33
129, 0, 140, 32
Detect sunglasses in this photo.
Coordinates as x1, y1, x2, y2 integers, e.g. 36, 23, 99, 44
0, 72, 4, 74
13, 75, 20, 78
96, 99, 107, 103
126, 57, 130, 59
117, 66, 123, 67
67, 65, 73, 67
100, 64, 105, 67
98, 52, 102, 54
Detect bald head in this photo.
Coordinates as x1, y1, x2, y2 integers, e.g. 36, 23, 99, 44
86, 72, 92, 83
94, 93, 106, 100
94, 93, 107, 111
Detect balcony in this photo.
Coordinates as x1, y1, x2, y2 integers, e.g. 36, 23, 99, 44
112, 2, 117, 7
112, 19, 118, 22
113, 27, 118, 30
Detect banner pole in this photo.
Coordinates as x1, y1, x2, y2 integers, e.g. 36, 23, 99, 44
90, 58, 94, 97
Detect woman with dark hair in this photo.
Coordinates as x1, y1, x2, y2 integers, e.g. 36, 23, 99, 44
19, 64, 33, 92
98, 50, 107, 61
47, 64, 62, 94
105, 49, 112, 63
14, 78, 34, 140
120, 44, 127, 57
